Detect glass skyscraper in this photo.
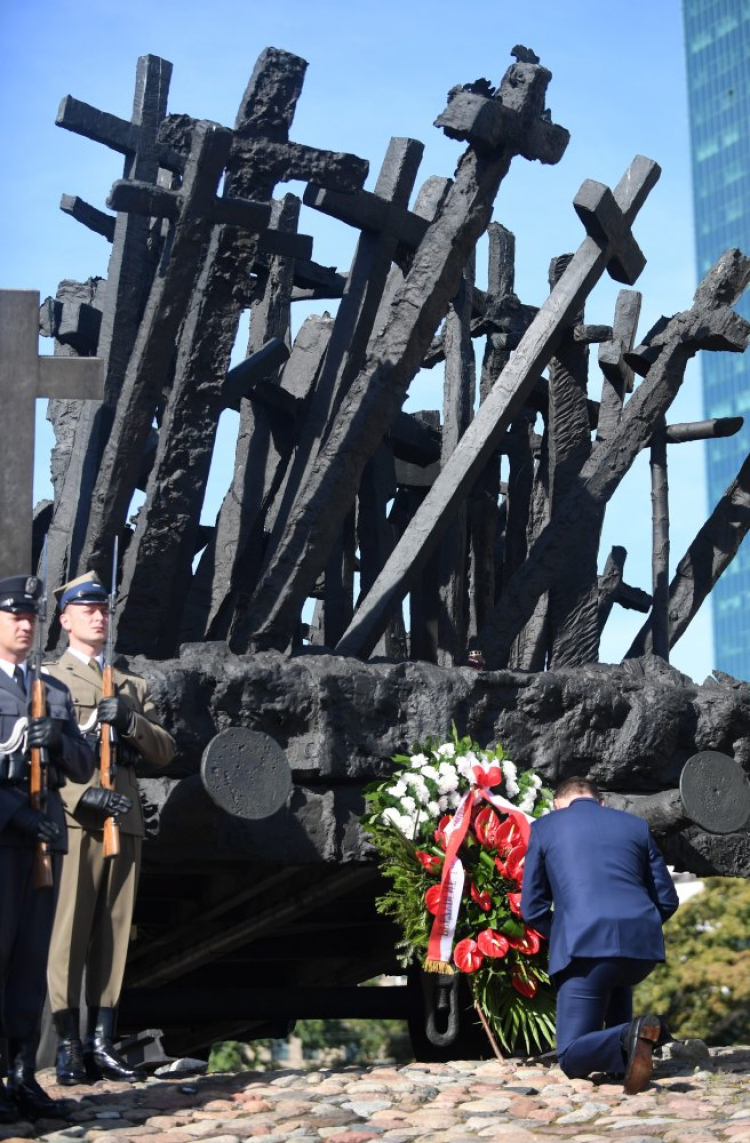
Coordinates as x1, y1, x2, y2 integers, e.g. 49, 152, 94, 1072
683, 0, 750, 678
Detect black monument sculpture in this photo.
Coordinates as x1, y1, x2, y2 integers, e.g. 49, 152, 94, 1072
5, 45, 750, 1059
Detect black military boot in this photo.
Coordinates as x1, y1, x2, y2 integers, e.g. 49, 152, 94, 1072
6, 1038, 65, 1120
0, 1079, 19, 1124
52, 1009, 87, 1085
83, 1008, 145, 1083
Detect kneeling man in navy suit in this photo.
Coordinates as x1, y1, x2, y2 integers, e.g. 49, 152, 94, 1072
521, 776, 679, 1094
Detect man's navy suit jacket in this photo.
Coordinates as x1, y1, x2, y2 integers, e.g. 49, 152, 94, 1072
520, 798, 679, 978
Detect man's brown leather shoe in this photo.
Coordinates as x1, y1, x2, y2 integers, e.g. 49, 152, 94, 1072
623, 1014, 661, 1095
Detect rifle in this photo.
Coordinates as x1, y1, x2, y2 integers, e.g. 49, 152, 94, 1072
100, 538, 120, 859
30, 540, 53, 889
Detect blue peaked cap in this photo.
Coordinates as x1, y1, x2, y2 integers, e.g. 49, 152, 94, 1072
56, 574, 108, 611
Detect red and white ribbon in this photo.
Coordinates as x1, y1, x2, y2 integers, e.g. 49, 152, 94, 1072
425, 775, 531, 968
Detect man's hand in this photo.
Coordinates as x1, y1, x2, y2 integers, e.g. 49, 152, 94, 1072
97, 697, 136, 736
27, 717, 63, 755
12, 804, 61, 843
79, 787, 133, 819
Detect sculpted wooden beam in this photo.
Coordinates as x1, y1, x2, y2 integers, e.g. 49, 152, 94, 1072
335, 153, 659, 660
242, 52, 570, 654
475, 249, 750, 668
627, 449, 750, 659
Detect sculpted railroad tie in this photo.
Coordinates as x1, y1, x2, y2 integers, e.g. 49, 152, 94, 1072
46, 55, 173, 637
336, 154, 661, 660
114, 47, 370, 657
0, 291, 102, 577
245, 51, 571, 654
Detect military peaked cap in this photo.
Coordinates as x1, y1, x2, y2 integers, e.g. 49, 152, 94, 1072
56, 572, 108, 611
0, 575, 42, 614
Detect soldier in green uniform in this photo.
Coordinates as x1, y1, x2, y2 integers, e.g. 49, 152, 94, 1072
45, 573, 175, 1085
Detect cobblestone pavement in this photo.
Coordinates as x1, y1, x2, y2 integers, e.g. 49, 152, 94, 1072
4, 1044, 750, 1143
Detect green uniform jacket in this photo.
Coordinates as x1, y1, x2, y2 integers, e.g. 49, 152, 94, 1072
43, 650, 175, 838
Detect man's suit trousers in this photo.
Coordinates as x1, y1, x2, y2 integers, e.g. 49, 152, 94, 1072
555, 957, 656, 1079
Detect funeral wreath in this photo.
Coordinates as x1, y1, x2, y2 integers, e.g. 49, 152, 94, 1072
362, 728, 556, 1054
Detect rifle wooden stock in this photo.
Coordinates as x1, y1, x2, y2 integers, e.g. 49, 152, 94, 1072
30, 677, 54, 889
100, 664, 120, 859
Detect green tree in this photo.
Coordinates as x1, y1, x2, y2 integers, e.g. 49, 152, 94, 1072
208, 1039, 270, 1072
295, 1018, 412, 1064
208, 1017, 413, 1074
634, 877, 750, 1044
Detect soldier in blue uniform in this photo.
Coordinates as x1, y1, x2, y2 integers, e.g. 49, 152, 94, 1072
0, 575, 94, 1122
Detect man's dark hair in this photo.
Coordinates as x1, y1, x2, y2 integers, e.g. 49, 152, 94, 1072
554, 775, 601, 802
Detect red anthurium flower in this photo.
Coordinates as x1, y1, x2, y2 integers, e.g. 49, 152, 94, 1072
470, 882, 492, 912
495, 815, 527, 856
508, 891, 523, 916
472, 805, 494, 847
504, 844, 527, 884
511, 970, 538, 998
477, 928, 509, 958
425, 884, 442, 915
508, 928, 541, 955
434, 813, 453, 849
472, 763, 502, 788
416, 849, 442, 874
453, 938, 484, 973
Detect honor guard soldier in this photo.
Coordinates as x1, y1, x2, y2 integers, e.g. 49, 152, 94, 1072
45, 573, 175, 1086
0, 575, 94, 1122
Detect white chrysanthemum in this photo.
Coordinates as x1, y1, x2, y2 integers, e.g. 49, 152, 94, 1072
438, 795, 449, 812
403, 813, 420, 836
382, 807, 403, 829
410, 753, 429, 767
435, 742, 456, 758
405, 772, 429, 796
389, 779, 407, 798
454, 754, 474, 781
448, 790, 463, 809
502, 759, 519, 797
437, 771, 459, 795
518, 792, 537, 814
401, 795, 416, 813
421, 764, 439, 780
427, 800, 440, 817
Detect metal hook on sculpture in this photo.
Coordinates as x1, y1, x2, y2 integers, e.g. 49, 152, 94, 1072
421, 970, 461, 1048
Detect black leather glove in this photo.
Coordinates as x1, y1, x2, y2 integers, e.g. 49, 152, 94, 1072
12, 804, 61, 843
27, 717, 63, 755
97, 697, 136, 736
79, 787, 133, 819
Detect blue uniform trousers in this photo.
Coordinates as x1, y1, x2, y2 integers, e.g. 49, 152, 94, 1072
0, 846, 61, 1040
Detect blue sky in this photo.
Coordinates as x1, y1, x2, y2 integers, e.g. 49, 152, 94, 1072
1, 0, 720, 679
